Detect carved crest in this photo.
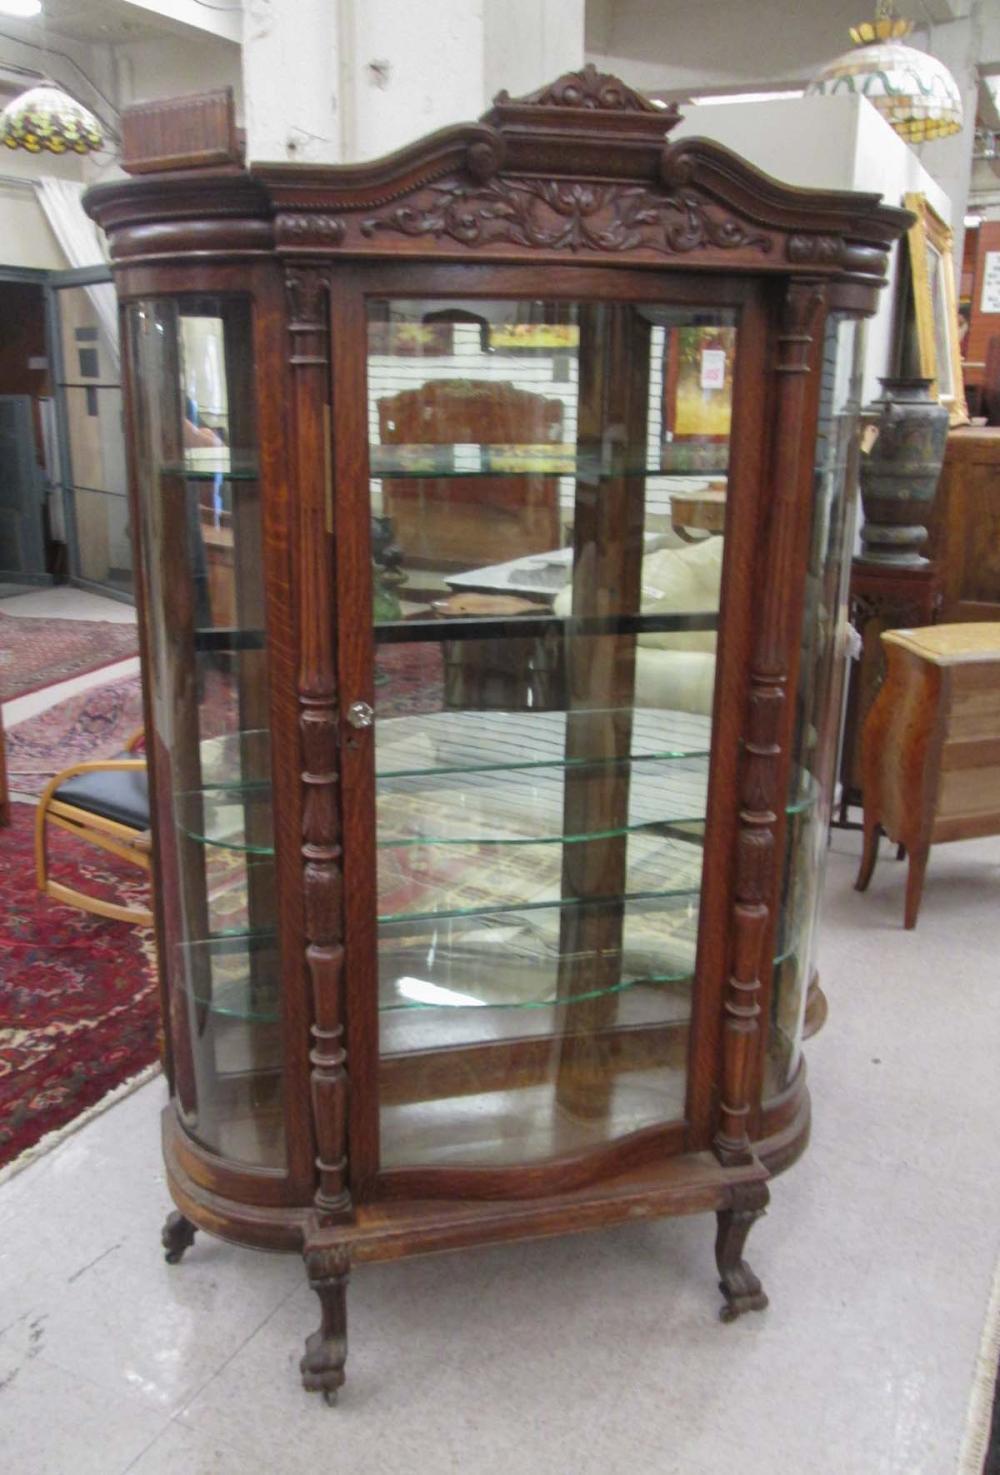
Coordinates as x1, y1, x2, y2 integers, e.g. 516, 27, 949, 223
494, 64, 677, 119
361, 176, 772, 256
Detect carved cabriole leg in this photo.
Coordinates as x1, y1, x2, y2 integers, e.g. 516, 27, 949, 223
714, 278, 828, 1170
716, 1180, 770, 1322
161, 1210, 197, 1264
287, 265, 352, 1223
855, 816, 880, 892
802, 969, 828, 1040
301, 1235, 351, 1403
903, 841, 930, 930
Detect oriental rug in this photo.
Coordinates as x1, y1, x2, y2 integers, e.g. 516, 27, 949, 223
4, 673, 144, 800
0, 611, 138, 702
0, 803, 159, 1172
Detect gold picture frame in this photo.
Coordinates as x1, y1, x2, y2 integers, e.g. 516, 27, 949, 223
903, 192, 968, 425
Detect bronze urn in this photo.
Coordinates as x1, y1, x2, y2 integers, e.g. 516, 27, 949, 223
857, 377, 949, 566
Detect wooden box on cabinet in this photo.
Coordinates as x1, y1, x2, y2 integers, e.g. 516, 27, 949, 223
86, 69, 908, 1400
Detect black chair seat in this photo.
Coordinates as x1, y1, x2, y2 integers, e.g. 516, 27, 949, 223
55, 762, 149, 831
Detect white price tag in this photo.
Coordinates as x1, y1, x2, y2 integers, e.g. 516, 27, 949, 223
981, 251, 1000, 314
700, 348, 726, 390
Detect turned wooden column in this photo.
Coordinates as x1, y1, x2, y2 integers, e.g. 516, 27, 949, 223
286, 265, 350, 1221
715, 280, 827, 1166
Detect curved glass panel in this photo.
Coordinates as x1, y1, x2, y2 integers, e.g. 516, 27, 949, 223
367, 298, 741, 1168
769, 312, 864, 1093
127, 296, 283, 1169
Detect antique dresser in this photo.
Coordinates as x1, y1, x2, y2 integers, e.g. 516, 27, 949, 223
86, 70, 907, 1399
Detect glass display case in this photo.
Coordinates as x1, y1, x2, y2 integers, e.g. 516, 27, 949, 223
86, 70, 908, 1400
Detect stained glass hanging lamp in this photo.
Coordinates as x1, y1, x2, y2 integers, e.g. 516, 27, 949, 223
806, 0, 963, 144
0, 0, 104, 154
0, 82, 104, 154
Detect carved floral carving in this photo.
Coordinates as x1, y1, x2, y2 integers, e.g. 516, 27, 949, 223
787, 233, 843, 265
285, 267, 328, 327
361, 176, 773, 256
279, 213, 346, 246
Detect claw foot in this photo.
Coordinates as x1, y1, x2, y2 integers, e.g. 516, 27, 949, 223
300, 1241, 350, 1401
715, 1183, 769, 1324
162, 1210, 197, 1264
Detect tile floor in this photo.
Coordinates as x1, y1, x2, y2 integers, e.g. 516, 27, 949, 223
1, 592, 998, 1474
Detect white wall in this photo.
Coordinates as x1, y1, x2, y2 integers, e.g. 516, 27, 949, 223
483, 0, 585, 107
589, 0, 986, 236
115, 33, 243, 114
587, 0, 870, 93
0, 151, 88, 270
673, 94, 949, 402
0, 186, 66, 271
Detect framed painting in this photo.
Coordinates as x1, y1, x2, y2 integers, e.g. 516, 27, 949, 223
903, 192, 968, 425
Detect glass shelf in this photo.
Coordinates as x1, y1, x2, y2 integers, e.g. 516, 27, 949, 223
176, 784, 275, 853
378, 878, 702, 928
162, 448, 260, 481
378, 886, 696, 1017
170, 713, 819, 858
177, 931, 281, 1023
373, 611, 719, 645
379, 953, 695, 1013
199, 728, 271, 785
376, 708, 713, 780
371, 439, 731, 480
376, 775, 707, 850
369, 443, 717, 481
174, 729, 273, 853
174, 923, 807, 1027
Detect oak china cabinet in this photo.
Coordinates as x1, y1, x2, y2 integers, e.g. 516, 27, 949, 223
86, 72, 907, 1400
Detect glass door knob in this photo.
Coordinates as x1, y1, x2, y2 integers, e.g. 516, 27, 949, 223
346, 701, 374, 729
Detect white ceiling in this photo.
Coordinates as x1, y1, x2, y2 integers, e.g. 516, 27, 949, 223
0, 0, 230, 46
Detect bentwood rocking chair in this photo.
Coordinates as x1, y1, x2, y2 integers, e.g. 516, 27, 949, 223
34, 728, 153, 926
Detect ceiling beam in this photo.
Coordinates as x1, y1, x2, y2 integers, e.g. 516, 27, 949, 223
116, 0, 242, 47
914, 0, 970, 20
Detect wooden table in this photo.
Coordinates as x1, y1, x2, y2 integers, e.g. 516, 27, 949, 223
856, 622, 1000, 927
670, 486, 726, 542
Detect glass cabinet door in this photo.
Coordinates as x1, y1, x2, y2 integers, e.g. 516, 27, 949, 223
127, 296, 282, 1169
366, 298, 741, 1169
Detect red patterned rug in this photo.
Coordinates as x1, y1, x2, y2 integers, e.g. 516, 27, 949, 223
375, 642, 444, 717
5, 673, 144, 799
0, 611, 138, 702
0, 803, 158, 1172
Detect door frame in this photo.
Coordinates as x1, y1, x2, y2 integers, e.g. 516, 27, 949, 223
45, 263, 133, 605
0, 266, 54, 586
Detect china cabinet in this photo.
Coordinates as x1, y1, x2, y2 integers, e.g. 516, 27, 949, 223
86, 71, 907, 1400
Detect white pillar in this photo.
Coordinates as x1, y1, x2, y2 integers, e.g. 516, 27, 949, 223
343, 0, 487, 162
243, 0, 343, 163
242, 0, 586, 165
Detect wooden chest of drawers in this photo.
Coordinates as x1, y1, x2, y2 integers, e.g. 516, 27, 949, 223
929, 427, 1000, 622
856, 622, 1000, 927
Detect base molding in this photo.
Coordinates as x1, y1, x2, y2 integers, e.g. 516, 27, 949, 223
163, 1076, 811, 1262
